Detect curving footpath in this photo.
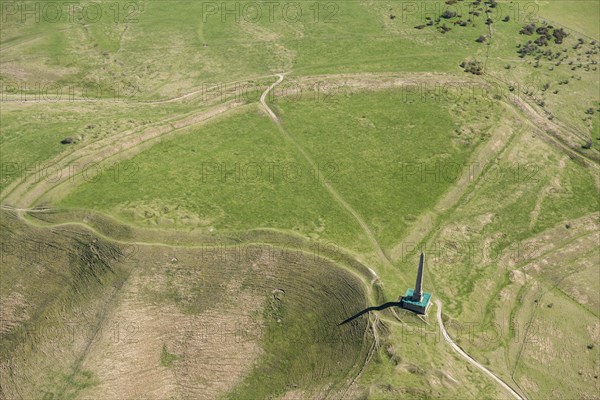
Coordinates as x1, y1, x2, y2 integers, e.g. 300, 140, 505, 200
435, 300, 525, 400
259, 73, 395, 270
259, 73, 286, 121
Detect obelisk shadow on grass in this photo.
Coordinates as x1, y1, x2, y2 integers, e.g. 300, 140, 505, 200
338, 300, 404, 326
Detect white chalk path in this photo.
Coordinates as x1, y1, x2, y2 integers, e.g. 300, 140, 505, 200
435, 300, 525, 400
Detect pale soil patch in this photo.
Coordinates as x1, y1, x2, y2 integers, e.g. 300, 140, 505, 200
509, 270, 527, 286
438, 370, 460, 386
523, 232, 598, 271
588, 322, 600, 342
521, 231, 598, 276
0, 59, 79, 82
274, 73, 483, 101
79, 256, 264, 400
527, 336, 555, 364
519, 376, 540, 394
117, 200, 225, 228
529, 157, 567, 230
568, 286, 590, 305
478, 212, 495, 226
0, 290, 30, 335
390, 121, 514, 262
499, 287, 512, 301
500, 212, 599, 269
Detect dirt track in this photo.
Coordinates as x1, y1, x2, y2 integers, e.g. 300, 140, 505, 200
3, 74, 597, 255
259, 73, 394, 270
2, 70, 597, 399
435, 300, 526, 400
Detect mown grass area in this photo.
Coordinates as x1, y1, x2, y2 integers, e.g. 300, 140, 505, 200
275, 88, 503, 250
57, 104, 372, 254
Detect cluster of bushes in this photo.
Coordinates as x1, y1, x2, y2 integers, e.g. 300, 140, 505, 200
517, 42, 539, 57
553, 28, 568, 44
517, 25, 599, 73
460, 59, 484, 75
414, 0, 509, 35
519, 24, 536, 35
519, 22, 569, 45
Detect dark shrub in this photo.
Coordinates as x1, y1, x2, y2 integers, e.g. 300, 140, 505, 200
439, 24, 452, 33
461, 59, 484, 75
553, 28, 568, 44
520, 24, 536, 35
534, 36, 548, 46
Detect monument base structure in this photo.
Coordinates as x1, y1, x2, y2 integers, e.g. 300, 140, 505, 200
399, 253, 431, 315
400, 288, 431, 314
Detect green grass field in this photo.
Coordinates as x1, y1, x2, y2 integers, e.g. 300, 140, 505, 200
1, 0, 599, 399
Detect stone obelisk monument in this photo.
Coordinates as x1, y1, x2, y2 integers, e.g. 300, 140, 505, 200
411, 252, 425, 302
400, 252, 431, 314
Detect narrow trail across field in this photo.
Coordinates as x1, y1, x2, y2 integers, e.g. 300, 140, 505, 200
260, 74, 389, 397
4, 70, 597, 284
260, 73, 394, 270
1, 100, 245, 206
435, 300, 526, 400
389, 121, 515, 262
0, 73, 279, 104
2, 68, 596, 398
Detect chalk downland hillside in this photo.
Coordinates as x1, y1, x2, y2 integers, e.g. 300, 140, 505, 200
0, 210, 373, 399
1, 1, 599, 399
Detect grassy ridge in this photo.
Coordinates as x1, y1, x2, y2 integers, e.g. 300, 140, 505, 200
0, 209, 374, 399
276, 88, 502, 250
420, 111, 599, 398
0, 211, 133, 399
